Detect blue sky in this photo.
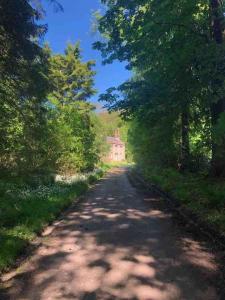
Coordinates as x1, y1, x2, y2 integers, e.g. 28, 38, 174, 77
43, 0, 131, 104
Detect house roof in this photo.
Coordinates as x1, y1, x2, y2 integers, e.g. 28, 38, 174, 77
106, 136, 125, 146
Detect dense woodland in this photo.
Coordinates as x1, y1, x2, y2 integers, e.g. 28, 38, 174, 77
1, 0, 225, 271
95, 1, 225, 232
0, 0, 129, 181
0, 0, 128, 270
95, 0, 225, 176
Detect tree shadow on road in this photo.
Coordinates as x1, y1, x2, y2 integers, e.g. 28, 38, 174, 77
1, 169, 223, 300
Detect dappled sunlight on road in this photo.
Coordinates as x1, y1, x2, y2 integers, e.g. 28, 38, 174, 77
3, 168, 219, 300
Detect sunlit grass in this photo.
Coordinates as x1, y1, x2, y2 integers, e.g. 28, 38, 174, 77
103, 161, 134, 168
0, 167, 108, 272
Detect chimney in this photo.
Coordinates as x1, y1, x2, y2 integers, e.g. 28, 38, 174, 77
114, 129, 120, 138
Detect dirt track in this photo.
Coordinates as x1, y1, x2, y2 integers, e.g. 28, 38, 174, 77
1, 168, 222, 299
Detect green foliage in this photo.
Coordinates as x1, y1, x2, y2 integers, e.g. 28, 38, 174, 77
0, 0, 51, 175
0, 166, 108, 272
48, 43, 96, 106
0, 0, 46, 74
0, 2, 113, 272
95, 111, 132, 161
213, 112, 225, 145
43, 43, 99, 174
0, 0, 102, 177
142, 166, 225, 234
128, 118, 178, 169
0, 180, 88, 271
95, 0, 225, 176
95, 0, 225, 231
47, 102, 98, 173
0, 39, 99, 176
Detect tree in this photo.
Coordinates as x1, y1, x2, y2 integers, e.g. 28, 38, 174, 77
46, 44, 98, 173
0, 1, 105, 178
0, 0, 51, 175
209, 0, 225, 176
48, 43, 96, 106
94, 0, 225, 176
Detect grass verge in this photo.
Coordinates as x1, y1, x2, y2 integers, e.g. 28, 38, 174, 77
0, 167, 108, 273
141, 167, 225, 236
102, 161, 133, 168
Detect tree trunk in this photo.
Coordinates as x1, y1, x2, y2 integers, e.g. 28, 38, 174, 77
210, 0, 225, 176
180, 104, 190, 172
210, 99, 225, 176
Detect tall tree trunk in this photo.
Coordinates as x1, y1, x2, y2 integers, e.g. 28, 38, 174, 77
210, 99, 225, 175
180, 104, 190, 172
210, 0, 225, 176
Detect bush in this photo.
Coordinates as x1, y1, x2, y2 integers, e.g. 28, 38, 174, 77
88, 174, 98, 184
142, 167, 225, 234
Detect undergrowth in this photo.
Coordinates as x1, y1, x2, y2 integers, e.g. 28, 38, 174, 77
142, 167, 225, 235
0, 166, 108, 272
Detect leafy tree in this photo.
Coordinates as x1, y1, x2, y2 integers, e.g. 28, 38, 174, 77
94, 0, 225, 176
48, 43, 96, 106
0, 0, 51, 175
46, 44, 98, 173
0, 1, 109, 181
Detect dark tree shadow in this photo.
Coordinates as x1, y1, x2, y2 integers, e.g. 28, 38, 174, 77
1, 168, 223, 300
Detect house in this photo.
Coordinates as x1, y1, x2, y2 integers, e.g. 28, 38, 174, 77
106, 130, 126, 162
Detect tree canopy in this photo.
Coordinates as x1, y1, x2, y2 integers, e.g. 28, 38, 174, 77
94, 0, 225, 176
0, 1, 111, 177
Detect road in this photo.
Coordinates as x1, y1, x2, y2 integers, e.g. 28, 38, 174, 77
2, 168, 221, 299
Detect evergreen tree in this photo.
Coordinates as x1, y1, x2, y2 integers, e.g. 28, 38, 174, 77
46, 44, 98, 173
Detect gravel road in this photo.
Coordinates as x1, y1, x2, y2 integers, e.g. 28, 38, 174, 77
2, 168, 221, 300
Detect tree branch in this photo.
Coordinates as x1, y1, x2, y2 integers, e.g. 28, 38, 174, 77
153, 21, 209, 42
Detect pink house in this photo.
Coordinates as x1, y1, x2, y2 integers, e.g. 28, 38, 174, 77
106, 130, 126, 162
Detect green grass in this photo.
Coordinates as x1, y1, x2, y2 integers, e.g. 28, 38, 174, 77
142, 167, 225, 235
103, 161, 133, 168
0, 168, 107, 272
